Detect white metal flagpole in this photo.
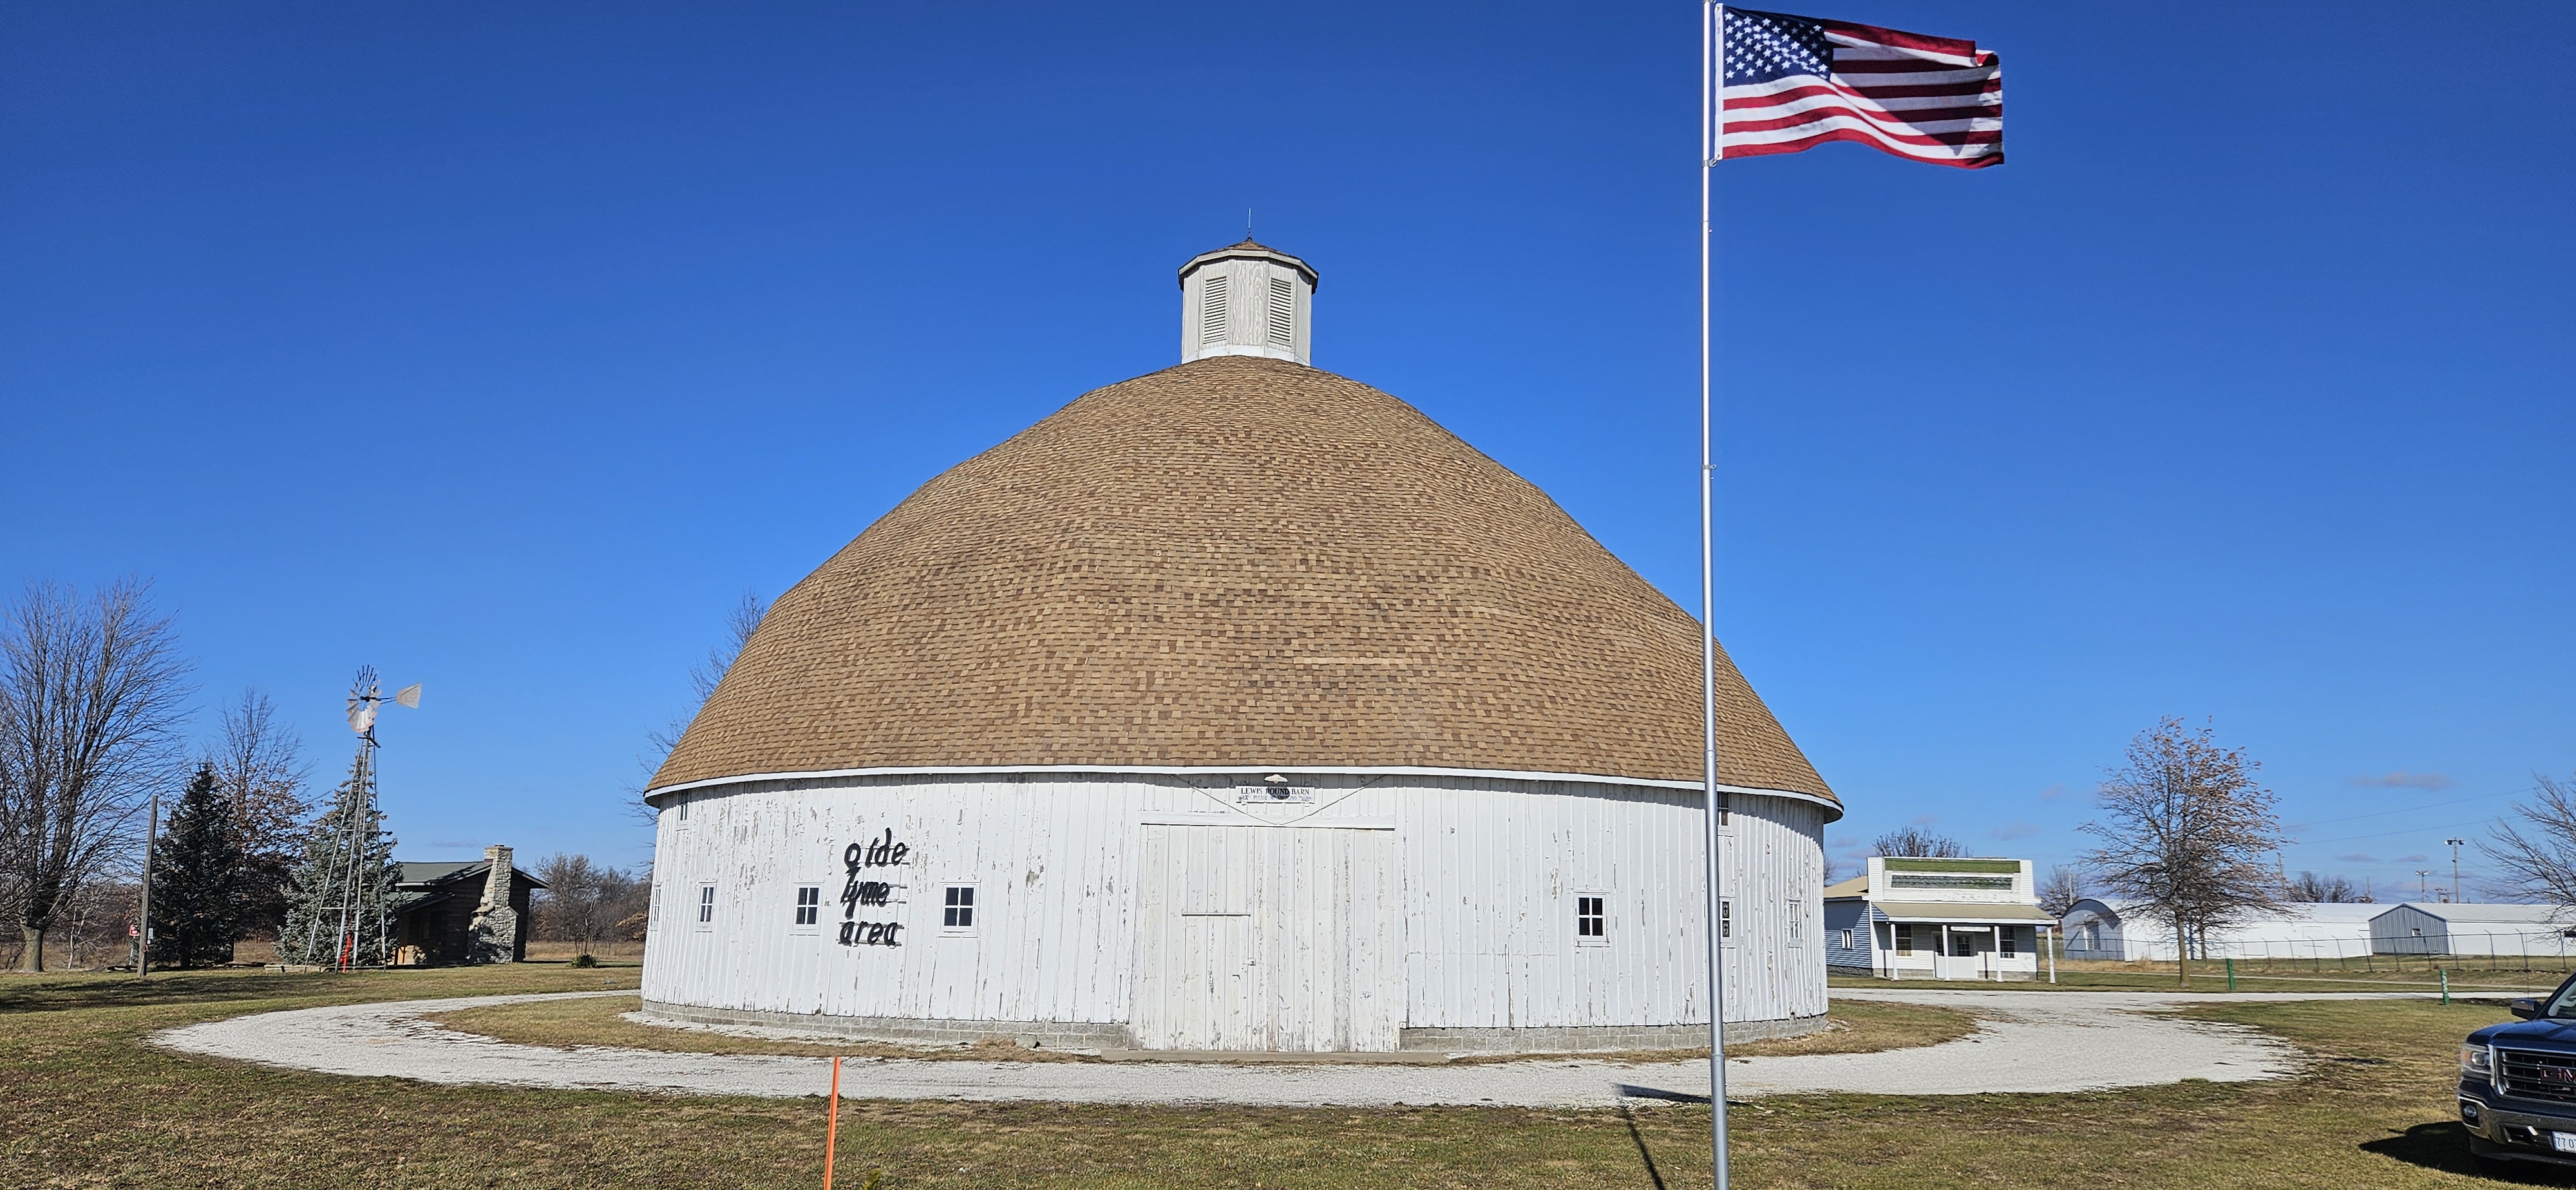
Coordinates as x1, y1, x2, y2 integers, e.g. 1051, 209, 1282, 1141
1700, 4, 1730, 1189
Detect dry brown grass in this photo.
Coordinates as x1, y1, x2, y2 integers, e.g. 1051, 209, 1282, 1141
431, 994, 1098, 1061
523, 940, 647, 963
0, 963, 2552, 1188
432, 991, 1974, 1066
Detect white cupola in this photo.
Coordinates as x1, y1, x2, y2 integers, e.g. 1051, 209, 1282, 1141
1177, 240, 1316, 366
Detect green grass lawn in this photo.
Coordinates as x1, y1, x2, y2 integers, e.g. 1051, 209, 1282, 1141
5, 963, 2569, 1188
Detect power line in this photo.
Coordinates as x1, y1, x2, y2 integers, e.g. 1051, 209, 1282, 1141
2293, 817, 2495, 847
2286, 784, 2535, 830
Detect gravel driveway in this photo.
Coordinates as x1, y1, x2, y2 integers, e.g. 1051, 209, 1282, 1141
149, 987, 2440, 1108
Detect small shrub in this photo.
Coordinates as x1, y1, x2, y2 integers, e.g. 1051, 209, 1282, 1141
570, 954, 598, 968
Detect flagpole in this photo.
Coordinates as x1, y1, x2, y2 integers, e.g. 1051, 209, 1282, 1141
1700, 5, 1730, 1190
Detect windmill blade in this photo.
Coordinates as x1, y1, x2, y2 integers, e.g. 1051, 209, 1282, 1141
392, 683, 422, 709
346, 701, 380, 735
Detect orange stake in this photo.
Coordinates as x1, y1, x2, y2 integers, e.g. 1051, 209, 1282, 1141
822, 1055, 842, 1190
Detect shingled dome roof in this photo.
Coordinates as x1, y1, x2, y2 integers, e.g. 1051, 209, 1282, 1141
649, 355, 1835, 807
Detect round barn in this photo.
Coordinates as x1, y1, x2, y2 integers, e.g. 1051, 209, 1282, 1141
640, 241, 1842, 1052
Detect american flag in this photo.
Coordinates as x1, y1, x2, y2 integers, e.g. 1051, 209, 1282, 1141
1718, 7, 2001, 169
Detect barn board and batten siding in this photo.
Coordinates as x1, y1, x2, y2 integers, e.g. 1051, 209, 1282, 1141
641, 771, 1828, 1050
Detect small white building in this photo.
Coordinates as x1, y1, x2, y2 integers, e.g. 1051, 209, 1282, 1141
2370, 903, 2574, 957
1823, 858, 2052, 981
2060, 900, 2383, 961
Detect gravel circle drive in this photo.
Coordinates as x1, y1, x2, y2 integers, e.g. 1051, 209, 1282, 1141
151, 987, 2432, 1108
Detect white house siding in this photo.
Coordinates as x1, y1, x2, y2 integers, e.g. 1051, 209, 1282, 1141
641, 771, 1826, 1051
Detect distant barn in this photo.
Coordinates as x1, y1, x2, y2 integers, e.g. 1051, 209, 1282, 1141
2061, 899, 2383, 961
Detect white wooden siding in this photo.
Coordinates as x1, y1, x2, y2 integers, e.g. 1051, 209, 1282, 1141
643, 771, 1826, 1044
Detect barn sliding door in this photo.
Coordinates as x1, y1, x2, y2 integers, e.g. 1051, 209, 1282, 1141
1131, 822, 1399, 1052
1132, 825, 1259, 1049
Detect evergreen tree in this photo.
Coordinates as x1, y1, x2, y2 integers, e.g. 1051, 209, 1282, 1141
148, 763, 249, 968
278, 750, 404, 967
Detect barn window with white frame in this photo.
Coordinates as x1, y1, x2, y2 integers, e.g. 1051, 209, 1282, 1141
696, 883, 715, 928
1787, 900, 1803, 947
793, 885, 821, 928
1575, 894, 1607, 945
943, 885, 977, 932
1719, 898, 1734, 943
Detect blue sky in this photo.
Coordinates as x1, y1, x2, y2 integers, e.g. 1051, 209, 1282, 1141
4, 2, 2569, 894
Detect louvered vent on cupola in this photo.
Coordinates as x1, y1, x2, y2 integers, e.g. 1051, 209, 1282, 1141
1266, 276, 1295, 348
1177, 240, 1316, 366
1201, 275, 1229, 345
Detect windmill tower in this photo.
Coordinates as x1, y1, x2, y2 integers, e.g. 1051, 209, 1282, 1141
288, 667, 420, 969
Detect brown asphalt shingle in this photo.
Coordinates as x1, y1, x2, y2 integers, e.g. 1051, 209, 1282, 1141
651, 355, 1836, 804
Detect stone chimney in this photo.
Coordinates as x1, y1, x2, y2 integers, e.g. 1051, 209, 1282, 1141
1178, 240, 1316, 366
468, 844, 520, 964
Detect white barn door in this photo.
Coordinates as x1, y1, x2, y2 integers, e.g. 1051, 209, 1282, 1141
1131, 822, 1399, 1052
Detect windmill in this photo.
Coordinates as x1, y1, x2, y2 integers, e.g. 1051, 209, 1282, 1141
294, 666, 421, 970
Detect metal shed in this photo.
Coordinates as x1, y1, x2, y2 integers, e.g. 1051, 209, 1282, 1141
2369, 903, 2572, 958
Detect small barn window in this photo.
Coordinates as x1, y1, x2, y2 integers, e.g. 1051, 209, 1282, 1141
793, 885, 821, 928
1787, 900, 1803, 947
1838, 929, 1855, 950
1202, 275, 1229, 343
1266, 276, 1294, 347
676, 798, 689, 826
943, 885, 977, 932
1576, 894, 1606, 945
696, 883, 716, 929
1719, 899, 1734, 943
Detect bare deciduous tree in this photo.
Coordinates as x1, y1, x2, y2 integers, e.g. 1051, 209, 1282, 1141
2286, 871, 2363, 903
211, 688, 310, 933
533, 852, 605, 952
1871, 826, 1964, 858
2079, 717, 2283, 985
2479, 773, 2576, 911
532, 852, 652, 956
0, 580, 193, 970
2037, 864, 2085, 918
635, 590, 768, 818
212, 689, 310, 857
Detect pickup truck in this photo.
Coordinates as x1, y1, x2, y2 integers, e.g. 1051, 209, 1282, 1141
2459, 985, 2576, 1167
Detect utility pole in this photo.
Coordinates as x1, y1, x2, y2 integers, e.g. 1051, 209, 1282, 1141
138, 793, 158, 977
2416, 869, 2434, 901
2447, 838, 2467, 904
